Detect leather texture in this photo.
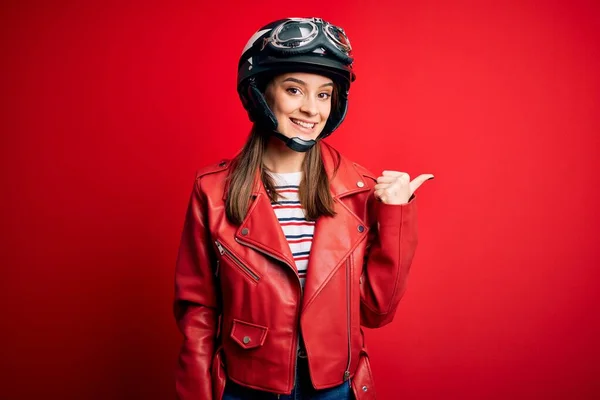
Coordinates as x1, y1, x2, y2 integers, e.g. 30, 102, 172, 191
174, 141, 418, 399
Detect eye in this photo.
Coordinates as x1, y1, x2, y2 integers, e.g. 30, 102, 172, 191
319, 92, 332, 100
286, 87, 302, 95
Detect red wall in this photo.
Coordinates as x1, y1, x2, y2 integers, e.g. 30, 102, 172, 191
2, 1, 599, 399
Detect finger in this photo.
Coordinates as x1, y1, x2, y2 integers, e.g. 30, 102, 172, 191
382, 170, 406, 177
409, 174, 435, 194
374, 192, 386, 203
374, 183, 391, 191
376, 176, 397, 184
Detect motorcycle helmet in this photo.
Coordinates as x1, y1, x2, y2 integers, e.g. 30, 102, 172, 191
237, 17, 357, 152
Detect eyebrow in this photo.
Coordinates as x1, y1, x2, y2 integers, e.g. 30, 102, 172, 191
282, 77, 333, 88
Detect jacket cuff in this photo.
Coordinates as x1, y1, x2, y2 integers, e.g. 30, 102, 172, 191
376, 194, 417, 227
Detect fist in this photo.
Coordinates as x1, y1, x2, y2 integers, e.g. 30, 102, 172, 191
374, 171, 434, 205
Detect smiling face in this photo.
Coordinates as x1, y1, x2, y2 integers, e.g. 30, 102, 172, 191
264, 72, 334, 142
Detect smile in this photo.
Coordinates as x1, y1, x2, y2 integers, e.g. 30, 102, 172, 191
290, 118, 317, 130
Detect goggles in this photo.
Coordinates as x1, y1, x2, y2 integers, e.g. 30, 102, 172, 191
261, 18, 353, 65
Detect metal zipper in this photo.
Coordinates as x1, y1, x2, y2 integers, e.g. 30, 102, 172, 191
214, 240, 260, 282
235, 236, 302, 392
343, 257, 352, 381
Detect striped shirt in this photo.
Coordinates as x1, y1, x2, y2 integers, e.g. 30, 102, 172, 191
267, 171, 314, 291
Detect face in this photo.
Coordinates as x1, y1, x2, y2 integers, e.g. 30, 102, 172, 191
265, 72, 334, 142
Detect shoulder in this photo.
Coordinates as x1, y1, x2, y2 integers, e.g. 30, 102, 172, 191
321, 141, 378, 184
192, 158, 233, 201
352, 161, 377, 184
195, 158, 232, 181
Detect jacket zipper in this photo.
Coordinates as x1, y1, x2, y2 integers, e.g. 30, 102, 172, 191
214, 240, 260, 282
344, 257, 352, 381
235, 236, 302, 395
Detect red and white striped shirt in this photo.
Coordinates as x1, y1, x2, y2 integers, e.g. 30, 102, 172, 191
267, 171, 314, 291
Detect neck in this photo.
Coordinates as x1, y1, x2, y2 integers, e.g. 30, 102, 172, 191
263, 137, 306, 173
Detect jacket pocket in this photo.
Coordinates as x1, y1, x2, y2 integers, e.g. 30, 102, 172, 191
351, 350, 376, 400
230, 319, 268, 350
211, 345, 226, 400
215, 240, 260, 283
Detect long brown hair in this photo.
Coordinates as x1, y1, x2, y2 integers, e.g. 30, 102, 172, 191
225, 73, 344, 225
224, 125, 341, 225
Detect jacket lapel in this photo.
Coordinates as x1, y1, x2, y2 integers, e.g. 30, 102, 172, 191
232, 168, 297, 272
301, 142, 371, 310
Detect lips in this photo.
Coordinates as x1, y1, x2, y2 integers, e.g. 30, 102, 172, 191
290, 118, 317, 132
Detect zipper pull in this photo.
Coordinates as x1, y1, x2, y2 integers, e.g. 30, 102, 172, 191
215, 240, 225, 255
344, 370, 350, 381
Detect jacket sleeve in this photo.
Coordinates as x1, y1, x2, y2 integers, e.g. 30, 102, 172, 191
359, 192, 418, 328
173, 176, 220, 399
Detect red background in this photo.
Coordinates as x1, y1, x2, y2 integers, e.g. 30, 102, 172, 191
2, 1, 599, 399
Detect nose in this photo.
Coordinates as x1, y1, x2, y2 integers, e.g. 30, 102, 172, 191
299, 95, 318, 117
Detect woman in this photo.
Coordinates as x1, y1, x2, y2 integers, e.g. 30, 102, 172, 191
174, 17, 433, 400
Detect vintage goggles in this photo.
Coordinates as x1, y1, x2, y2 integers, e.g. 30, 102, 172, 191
261, 18, 353, 64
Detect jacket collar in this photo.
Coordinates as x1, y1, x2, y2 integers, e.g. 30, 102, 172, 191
320, 141, 372, 199
236, 140, 370, 200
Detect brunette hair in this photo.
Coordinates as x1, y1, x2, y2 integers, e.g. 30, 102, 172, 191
225, 74, 343, 225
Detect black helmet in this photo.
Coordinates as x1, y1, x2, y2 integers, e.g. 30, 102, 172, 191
237, 17, 357, 148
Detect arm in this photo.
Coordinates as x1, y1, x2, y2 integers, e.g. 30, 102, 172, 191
359, 194, 418, 328
174, 177, 220, 399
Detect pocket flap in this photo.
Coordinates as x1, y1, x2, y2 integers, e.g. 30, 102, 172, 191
230, 319, 268, 349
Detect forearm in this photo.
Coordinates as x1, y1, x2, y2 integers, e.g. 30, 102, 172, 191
175, 303, 218, 400
360, 197, 418, 328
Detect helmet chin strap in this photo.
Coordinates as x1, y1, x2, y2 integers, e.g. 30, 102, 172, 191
269, 129, 317, 153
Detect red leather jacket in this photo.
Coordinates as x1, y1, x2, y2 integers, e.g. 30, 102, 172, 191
174, 141, 418, 399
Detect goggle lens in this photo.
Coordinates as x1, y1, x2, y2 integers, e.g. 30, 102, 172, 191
325, 25, 352, 53
276, 21, 316, 45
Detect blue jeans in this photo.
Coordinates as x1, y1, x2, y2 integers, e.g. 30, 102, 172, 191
223, 356, 354, 400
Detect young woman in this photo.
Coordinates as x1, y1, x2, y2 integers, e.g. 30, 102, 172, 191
174, 17, 433, 400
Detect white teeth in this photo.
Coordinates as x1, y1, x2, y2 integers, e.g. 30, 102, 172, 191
291, 118, 315, 129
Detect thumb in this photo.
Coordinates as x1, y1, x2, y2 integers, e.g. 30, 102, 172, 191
409, 174, 435, 194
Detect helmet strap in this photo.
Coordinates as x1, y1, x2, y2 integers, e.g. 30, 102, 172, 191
269, 129, 316, 152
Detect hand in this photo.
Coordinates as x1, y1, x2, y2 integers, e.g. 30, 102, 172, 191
374, 171, 434, 205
